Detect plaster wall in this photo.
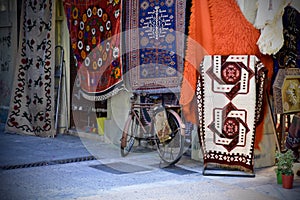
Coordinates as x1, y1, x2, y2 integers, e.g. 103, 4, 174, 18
0, 0, 17, 123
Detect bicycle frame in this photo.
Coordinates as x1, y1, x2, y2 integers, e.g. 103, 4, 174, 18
130, 101, 155, 139
120, 93, 187, 164
121, 93, 184, 148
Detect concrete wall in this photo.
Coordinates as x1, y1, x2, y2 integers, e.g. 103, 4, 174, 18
55, 0, 70, 133
104, 89, 131, 145
0, 0, 17, 123
253, 107, 276, 168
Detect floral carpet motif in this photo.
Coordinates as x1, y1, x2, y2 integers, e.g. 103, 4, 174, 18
6, 0, 56, 137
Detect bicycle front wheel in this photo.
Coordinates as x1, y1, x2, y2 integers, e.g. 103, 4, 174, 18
156, 109, 185, 165
120, 111, 139, 157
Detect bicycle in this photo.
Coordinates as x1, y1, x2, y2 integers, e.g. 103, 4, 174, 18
120, 92, 187, 165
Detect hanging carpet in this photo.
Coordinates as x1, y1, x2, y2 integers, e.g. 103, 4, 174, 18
6, 0, 56, 137
273, 5, 300, 75
197, 55, 265, 173
180, 0, 274, 150
124, 0, 186, 93
63, 0, 123, 101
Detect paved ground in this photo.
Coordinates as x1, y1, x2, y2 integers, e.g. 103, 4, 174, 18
0, 123, 300, 200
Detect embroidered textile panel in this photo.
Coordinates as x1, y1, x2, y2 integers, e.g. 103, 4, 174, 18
6, 0, 56, 137
197, 55, 259, 172
274, 6, 300, 71
124, 0, 186, 93
63, 0, 123, 101
273, 68, 300, 114
273, 6, 300, 111
286, 114, 300, 153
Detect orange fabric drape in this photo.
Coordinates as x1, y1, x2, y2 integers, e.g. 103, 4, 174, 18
180, 0, 274, 149
180, 0, 213, 123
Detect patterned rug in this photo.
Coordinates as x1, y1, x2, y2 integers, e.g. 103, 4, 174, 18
274, 6, 300, 76
124, 0, 186, 93
63, 0, 123, 101
197, 55, 262, 173
6, 0, 56, 137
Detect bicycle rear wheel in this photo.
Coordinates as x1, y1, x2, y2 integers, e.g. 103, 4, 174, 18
156, 109, 185, 165
120, 112, 139, 157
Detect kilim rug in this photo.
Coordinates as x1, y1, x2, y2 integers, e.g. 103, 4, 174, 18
179, 1, 274, 151
124, 0, 186, 93
197, 55, 264, 173
63, 0, 123, 101
6, 0, 56, 137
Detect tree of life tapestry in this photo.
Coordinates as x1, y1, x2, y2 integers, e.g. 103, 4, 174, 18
63, 0, 123, 101
124, 0, 186, 93
197, 55, 265, 174
6, 0, 56, 137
